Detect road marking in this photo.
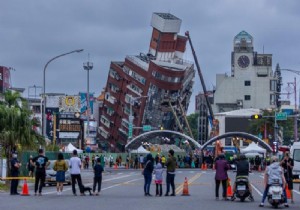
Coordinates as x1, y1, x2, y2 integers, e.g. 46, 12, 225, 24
175, 173, 202, 195
102, 178, 143, 191
43, 173, 140, 195
293, 189, 300, 195
251, 183, 263, 196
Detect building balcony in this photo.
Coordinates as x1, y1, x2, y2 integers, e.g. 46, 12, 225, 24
98, 126, 110, 139
126, 55, 149, 71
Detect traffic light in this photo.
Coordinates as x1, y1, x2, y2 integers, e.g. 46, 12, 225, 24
250, 114, 262, 119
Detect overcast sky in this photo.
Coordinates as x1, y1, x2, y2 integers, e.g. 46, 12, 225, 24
1, 0, 300, 114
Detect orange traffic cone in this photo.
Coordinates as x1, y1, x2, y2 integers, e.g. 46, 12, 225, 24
286, 185, 291, 199
182, 177, 190, 196
204, 163, 207, 170
226, 178, 233, 197
21, 179, 30, 196
201, 163, 204, 170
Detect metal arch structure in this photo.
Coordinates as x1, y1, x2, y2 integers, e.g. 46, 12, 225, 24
125, 130, 201, 149
201, 132, 272, 152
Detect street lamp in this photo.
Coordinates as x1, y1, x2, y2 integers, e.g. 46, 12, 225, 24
42, 49, 84, 140
83, 60, 93, 148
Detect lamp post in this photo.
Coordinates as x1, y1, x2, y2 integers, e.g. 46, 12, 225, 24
42, 49, 84, 140
83, 61, 93, 149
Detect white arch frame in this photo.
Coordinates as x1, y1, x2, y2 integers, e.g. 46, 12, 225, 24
125, 130, 201, 149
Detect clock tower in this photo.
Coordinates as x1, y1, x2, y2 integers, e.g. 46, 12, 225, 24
212, 30, 275, 113
231, 31, 254, 76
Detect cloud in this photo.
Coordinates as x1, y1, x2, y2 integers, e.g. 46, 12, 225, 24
0, 0, 299, 114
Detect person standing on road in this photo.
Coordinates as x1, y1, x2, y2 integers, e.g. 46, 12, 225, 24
134, 155, 139, 169
143, 153, 154, 196
280, 151, 294, 204
93, 158, 104, 195
26, 155, 34, 178
69, 149, 84, 196
215, 153, 229, 200
154, 161, 163, 196
10, 153, 21, 195
53, 153, 68, 195
31, 149, 49, 196
139, 154, 144, 169
165, 149, 176, 196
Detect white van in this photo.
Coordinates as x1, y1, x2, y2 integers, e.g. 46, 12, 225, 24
290, 142, 300, 179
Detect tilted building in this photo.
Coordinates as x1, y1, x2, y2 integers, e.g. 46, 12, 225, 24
100, 13, 195, 151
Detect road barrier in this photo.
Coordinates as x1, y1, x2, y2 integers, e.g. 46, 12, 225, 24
0, 177, 34, 180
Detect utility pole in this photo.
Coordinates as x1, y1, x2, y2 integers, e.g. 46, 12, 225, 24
83, 59, 93, 149
287, 77, 298, 142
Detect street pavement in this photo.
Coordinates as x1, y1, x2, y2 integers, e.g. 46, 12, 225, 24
1, 168, 300, 210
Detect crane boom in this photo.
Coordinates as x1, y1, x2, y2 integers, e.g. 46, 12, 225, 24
185, 31, 214, 120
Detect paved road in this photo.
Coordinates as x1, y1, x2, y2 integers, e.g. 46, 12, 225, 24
1, 169, 299, 210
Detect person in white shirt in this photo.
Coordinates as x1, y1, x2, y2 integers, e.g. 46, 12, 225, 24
69, 150, 84, 196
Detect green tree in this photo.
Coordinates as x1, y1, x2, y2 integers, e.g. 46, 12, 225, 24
185, 113, 199, 140
0, 90, 44, 175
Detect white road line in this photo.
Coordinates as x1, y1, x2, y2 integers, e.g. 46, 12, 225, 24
293, 189, 300, 195
102, 178, 143, 191
251, 183, 263, 196
43, 173, 139, 195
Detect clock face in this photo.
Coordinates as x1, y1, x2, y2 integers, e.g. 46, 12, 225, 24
237, 55, 250, 68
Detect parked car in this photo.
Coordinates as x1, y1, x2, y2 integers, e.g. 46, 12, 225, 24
45, 160, 71, 186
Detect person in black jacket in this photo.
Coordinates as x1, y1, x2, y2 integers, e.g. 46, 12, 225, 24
143, 153, 154, 196
93, 158, 104, 195
10, 153, 21, 195
280, 151, 294, 203
231, 154, 254, 201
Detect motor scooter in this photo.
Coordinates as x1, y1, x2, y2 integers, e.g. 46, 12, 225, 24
235, 177, 254, 202
267, 179, 284, 208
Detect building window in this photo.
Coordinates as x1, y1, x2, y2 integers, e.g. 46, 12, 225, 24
270, 94, 275, 105
244, 80, 251, 86
270, 80, 277, 91
244, 95, 251, 100
225, 138, 232, 146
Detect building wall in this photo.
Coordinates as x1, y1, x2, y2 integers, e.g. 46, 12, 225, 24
212, 31, 276, 113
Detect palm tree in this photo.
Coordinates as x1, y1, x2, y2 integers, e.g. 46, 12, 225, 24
0, 90, 44, 176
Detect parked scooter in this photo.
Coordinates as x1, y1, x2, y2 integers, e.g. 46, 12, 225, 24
267, 179, 284, 208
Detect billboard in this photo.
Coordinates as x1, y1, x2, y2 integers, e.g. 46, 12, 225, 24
80, 92, 94, 118
84, 121, 97, 145
45, 108, 59, 141
59, 95, 81, 113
